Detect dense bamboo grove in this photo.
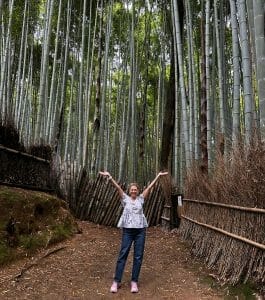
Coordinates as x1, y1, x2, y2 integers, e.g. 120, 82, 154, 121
0, 0, 265, 290
0, 0, 265, 189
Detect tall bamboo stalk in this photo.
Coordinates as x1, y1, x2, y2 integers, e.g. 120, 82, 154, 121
230, 0, 241, 145
34, 0, 54, 144
205, 0, 212, 169
0, 0, 14, 123
253, 0, 265, 139
237, 0, 253, 145
172, 0, 191, 168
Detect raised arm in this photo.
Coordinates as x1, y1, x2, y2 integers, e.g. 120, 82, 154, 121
142, 171, 168, 199
99, 171, 124, 198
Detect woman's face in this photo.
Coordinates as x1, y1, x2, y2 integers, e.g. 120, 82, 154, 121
129, 185, 139, 199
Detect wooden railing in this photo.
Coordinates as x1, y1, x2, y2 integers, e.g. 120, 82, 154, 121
182, 198, 265, 250
74, 171, 166, 226
183, 198, 265, 213
0, 144, 55, 193
180, 197, 265, 285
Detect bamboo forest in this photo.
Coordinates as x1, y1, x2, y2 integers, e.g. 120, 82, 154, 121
1, 0, 265, 184
0, 0, 265, 298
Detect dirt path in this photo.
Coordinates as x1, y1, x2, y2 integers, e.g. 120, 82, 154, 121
0, 222, 225, 300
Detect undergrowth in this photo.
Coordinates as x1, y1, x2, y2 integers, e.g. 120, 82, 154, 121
185, 140, 265, 208
0, 185, 79, 266
183, 140, 265, 296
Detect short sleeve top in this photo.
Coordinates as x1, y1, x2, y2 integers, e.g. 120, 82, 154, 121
117, 193, 148, 228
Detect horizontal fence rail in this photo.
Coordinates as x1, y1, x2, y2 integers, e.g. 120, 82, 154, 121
182, 198, 265, 249
182, 215, 265, 251
0, 144, 50, 163
180, 197, 265, 286
0, 181, 55, 193
0, 144, 55, 192
183, 198, 265, 213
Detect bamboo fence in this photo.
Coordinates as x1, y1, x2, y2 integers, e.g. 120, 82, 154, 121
0, 144, 54, 191
180, 198, 265, 287
74, 170, 168, 227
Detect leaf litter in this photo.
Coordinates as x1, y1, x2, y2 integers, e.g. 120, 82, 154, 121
0, 221, 226, 299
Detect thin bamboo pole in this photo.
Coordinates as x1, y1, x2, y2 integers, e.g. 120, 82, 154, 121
0, 181, 54, 193
182, 215, 265, 250
183, 198, 265, 213
0, 145, 50, 163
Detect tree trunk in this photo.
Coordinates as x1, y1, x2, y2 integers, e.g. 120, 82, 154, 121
160, 45, 175, 171
90, 0, 103, 176
160, 0, 184, 172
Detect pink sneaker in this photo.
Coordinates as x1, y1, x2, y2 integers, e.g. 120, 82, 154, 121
110, 281, 119, 293
130, 281, 138, 293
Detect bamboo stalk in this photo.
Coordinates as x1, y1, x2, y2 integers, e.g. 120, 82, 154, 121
161, 216, 170, 221
89, 177, 104, 220
80, 176, 101, 220
182, 215, 265, 250
100, 188, 117, 224
94, 180, 112, 223
144, 188, 154, 221
146, 187, 159, 224
76, 177, 92, 218
103, 191, 120, 226
183, 198, 265, 213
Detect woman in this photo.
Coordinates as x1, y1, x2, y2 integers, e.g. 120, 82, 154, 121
99, 170, 168, 293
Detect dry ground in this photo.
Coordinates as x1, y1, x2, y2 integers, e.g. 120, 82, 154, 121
0, 221, 226, 300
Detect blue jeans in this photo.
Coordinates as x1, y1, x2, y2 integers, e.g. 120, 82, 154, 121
114, 228, 146, 283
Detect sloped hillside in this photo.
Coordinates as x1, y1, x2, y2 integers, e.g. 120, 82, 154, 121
0, 185, 79, 265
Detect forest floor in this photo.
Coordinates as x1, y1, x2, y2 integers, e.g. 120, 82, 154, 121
0, 221, 256, 300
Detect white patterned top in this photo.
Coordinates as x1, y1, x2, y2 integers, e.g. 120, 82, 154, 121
117, 193, 148, 228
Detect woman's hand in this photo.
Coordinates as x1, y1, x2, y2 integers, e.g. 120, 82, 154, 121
142, 171, 168, 199
99, 171, 111, 177
158, 171, 168, 177
99, 171, 123, 197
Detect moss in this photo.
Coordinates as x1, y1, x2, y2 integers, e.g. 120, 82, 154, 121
33, 196, 62, 217
224, 283, 257, 300
0, 242, 9, 264
0, 185, 78, 265
0, 241, 15, 265
200, 275, 219, 289
18, 223, 74, 252
49, 223, 73, 244
0, 220, 7, 231
199, 274, 257, 299
19, 232, 48, 252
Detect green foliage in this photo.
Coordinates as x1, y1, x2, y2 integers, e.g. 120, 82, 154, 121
224, 283, 257, 299
18, 223, 72, 252
19, 232, 48, 251
0, 186, 78, 265
200, 275, 257, 299
111, 2, 131, 56
0, 241, 13, 265
49, 223, 73, 244
2, 0, 41, 40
